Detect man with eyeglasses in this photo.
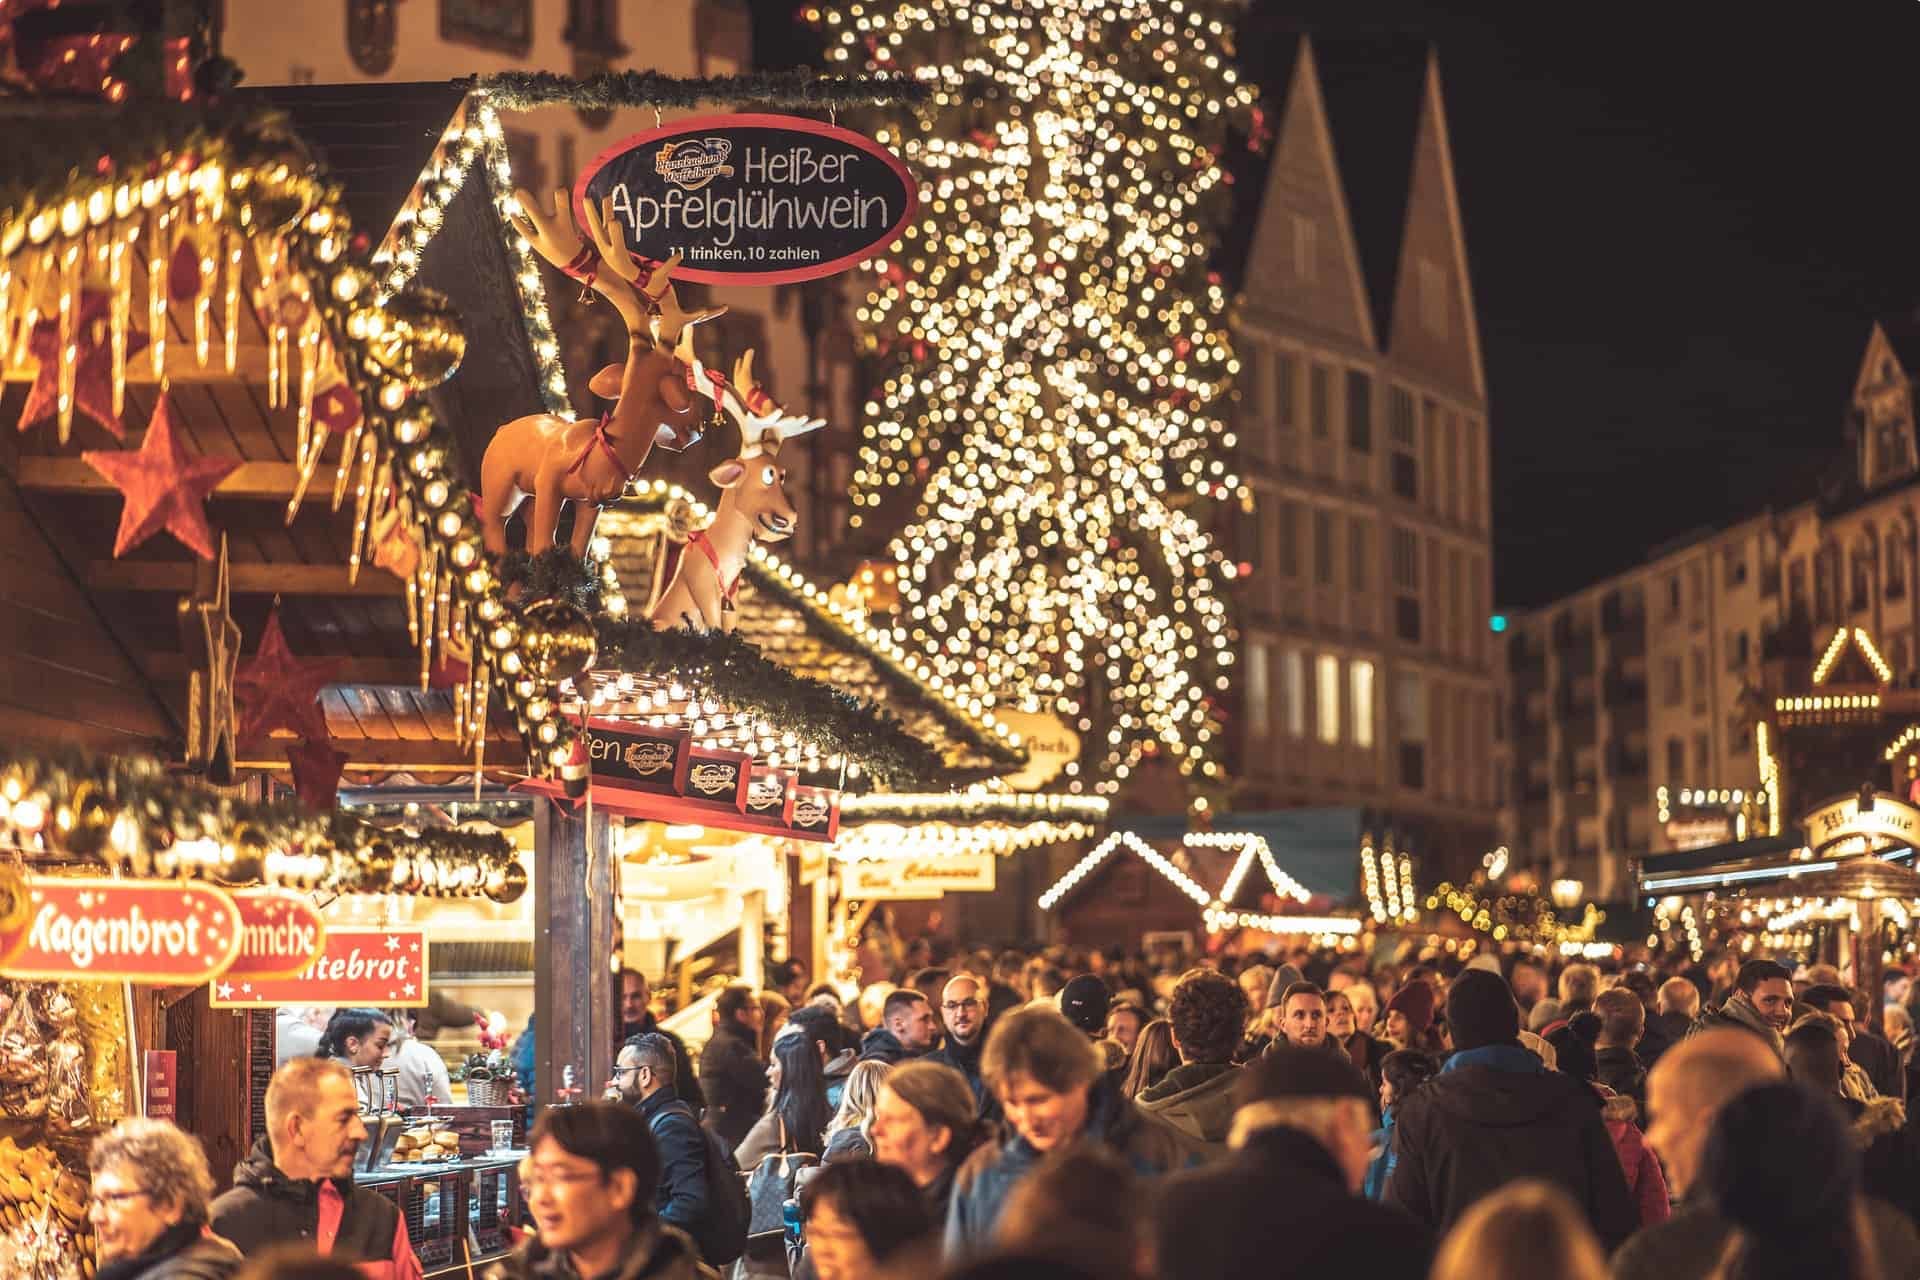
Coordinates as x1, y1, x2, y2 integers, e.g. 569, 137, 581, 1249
495, 1101, 706, 1280
612, 1033, 709, 1249
929, 974, 1002, 1124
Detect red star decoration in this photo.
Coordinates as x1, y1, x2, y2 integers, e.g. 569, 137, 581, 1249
81, 396, 238, 559
18, 289, 151, 439
236, 604, 339, 747
286, 737, 349, 812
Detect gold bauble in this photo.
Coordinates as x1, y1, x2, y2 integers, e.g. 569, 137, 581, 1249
484, 860, 529, 905
369, 288, 467, 390
238, 138, 316, 235
216, 826, 270, 886
0, 865, 27, 936
520, 599, 597, 686
356, 839, 396, 886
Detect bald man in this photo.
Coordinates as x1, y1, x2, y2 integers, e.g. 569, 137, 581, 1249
1616, 1029, 1920, 1278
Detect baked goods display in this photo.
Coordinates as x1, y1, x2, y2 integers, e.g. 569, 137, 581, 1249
392, 1126, 462, 1162
0, 1134, 94, 1278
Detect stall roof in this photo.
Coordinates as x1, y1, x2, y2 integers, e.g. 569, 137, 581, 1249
1113, 808, 1365, 902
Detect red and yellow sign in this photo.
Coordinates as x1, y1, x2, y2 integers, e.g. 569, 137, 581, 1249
210, 926, 428, 1008
0, 877, 242, 982
225, 889, 327, 981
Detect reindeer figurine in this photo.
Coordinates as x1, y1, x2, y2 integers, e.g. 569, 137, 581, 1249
650, 349, 825, 632
478, 191, 725, 558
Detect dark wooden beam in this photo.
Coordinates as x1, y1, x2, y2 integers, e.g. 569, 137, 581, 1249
88, 561, 399, 597
534, 797, 617, 1106
234, 738, 525, 771
1, 345, 273, 386
16, 457, 338, 504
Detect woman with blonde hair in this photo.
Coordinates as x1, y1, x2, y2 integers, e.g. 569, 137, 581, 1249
824, 1058, 892, 1161
1430, 1180, 1609, 1280
871, 1059, 984, 1221
1119, 1018, 1179, 1099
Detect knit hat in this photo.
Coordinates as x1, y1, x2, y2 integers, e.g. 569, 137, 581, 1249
1385, 982, 1436, 1036
1058, 974, 1111, 1036
1263, 963, 1306, 1010
1239, 1043, 1373, 1106
1446, 969, 1521, 1052
1701, 1083, 1858, 1266
1465, 952, 1504, 975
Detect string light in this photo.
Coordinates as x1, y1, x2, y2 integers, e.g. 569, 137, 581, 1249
824, 0, 1253, 787
1037, 831, 1212, 910
829, 819, 1095, 861
1202, 907, 1360, 936
1196, 831, 1308, 906
839, 789, 1109, 821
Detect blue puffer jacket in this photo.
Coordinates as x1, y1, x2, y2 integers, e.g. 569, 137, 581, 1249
942, 1076, 1195, 1259
1364, 1103, 1398, 1199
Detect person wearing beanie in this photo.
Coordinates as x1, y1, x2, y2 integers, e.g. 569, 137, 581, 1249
1382, 969, 1637, 1251
1151, 1046, 1430, 1280
1057, 974, 1112, 1038
1383, 982, 1442, 1054
1262, 963, 1307, 1011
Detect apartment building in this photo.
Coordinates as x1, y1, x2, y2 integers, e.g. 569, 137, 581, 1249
1499, 318, 1920, 897
1229, 38, 1497, 879
219, 0, 867, 569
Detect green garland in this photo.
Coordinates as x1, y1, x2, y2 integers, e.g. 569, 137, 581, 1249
464, 69, 931, 113
593, 619, 945, 790
0, 742, 520, 898
500, 548, 605, 615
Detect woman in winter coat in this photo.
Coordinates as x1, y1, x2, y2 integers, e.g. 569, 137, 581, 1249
1365, 1049, 1438, 1200
823, 1060, 892, 1162
88, 1118, 242, 1280
1328, 990, 1390, 1092
1601, 1095, 1670, 1227
872, 1061, 986, 1225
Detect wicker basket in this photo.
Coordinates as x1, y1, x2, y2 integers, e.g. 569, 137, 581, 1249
465, 1072, 504, 1106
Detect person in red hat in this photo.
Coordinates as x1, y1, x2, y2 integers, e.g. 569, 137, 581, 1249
1384, 982, 1445, 1056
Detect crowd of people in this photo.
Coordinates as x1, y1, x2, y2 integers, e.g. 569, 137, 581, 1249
79, 939, 1920, 1279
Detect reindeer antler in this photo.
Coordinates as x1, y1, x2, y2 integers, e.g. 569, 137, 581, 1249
724, 348, 826, 456
510, 188, 649, 332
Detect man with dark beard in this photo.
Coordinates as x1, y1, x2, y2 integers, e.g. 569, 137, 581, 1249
619, 967, 703, 1110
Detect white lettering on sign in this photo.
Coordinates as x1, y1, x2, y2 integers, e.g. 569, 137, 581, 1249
301, 947, 411, 984
607, 181, 890, 250
27, 902, 203, 970
240, 918, 317, 962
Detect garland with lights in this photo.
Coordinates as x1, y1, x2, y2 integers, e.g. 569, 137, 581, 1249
839, 791, 1108, 823
1426, 881, 1604, 947
823, 0, 1252, 791
591, 618, 943, 789
462, 70, 931, 113
0, 743, 525, 901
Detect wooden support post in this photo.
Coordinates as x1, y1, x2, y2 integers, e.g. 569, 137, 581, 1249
534, 797, 616, 1107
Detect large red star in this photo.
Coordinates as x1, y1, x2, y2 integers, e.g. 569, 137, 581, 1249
236, 604, 339, 747
286, 737, 349, 812
18, 289, 151, 439
81, 396, 238, 559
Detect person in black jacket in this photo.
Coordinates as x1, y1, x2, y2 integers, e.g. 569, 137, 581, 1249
927, 975, 1001, 1124
1383, 968, 1637, 1252
701, 983, 768, 1149
615, 1033, 708, 1242
859, 990, 939, 1066
88, 1117, 241, 1280
1151, 1044, 1430, 1280
620, 968, 705, 1111
1804, 982, 1903, 1101
208, 1059, 420, 1271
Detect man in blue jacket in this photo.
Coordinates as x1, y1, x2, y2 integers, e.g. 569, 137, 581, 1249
616, 1033, 708, 1241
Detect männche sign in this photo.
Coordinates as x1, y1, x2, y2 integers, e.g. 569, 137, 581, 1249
574, 113, 916, 286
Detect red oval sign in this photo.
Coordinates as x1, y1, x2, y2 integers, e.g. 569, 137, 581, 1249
574, 112, 918, 286
226, 888, 327, 981
0, 877, 242, 983
210, 926, 428, 1009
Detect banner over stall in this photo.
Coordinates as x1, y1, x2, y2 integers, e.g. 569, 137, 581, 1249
575, 112, 916, 285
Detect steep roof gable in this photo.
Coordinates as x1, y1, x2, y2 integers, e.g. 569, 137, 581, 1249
1385, 51, 1485, 400
1240, 38, 1376, 348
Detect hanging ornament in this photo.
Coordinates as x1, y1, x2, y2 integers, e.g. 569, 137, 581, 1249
368, 288, 466, 389
216, 825, 271, 885
235, 140, 315, 236
16, 289, 150, 439
484, 860, 529, 905
520, 598, 598, 685
180, 534, 241, 785
235, 603, 339, 747
285, 738, 348, 814
81, 394, 239, 559
355, 839, 397, 887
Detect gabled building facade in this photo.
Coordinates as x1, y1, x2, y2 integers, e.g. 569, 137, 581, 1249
1498, 317, 1920, 898
1229, 38, 1497, 880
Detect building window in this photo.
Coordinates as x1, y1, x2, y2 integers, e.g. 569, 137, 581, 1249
1316, 655, 1341, 745
1292, 214, 1317, 282
1442, 413, 1458, 522
1465, 418, 1483, 528
1725, 544, 1748, 587
1667, 574, 1682, 617
1282, 649, 1305, 738
1889, 534, 1907, 600
1418, 257, 1447, 336
1247, 641, 1270, 738
1426, 410, 1446, 516
1789, 558, 1808, 616
1816, 548, 1836, 621
1693, 733, 1710, 776
1666, 736, 1684, 779
1396, 671, 1426, 788
1690, 647, 1708, 713
1852, 549, 1873, 612
1392, 527, 1421, 643
1310, 364, 1331, 439
1349, 519, 1370, 592
1275, 353, 1297, 433
1728, 629, 1749, 670
1351, 659, 1375, 749
1347, 371, 1372, 453
1661, 656, 1684, 707
1389, 387, 1417, 500
1314, 509, 1335, 586
1449, 551, 1465, 658
1277, 501, 1299, 578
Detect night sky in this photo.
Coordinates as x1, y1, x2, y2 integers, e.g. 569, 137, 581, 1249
748, 2, 1920, 609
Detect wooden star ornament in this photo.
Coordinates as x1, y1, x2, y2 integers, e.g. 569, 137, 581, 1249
286, 737, 350, 813
81, 396, 238, 559
235, 602, 339, 748
180, 534, 242, 784
17, 289, 150, 439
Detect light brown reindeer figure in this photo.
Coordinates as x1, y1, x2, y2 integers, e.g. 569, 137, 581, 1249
650, 349, 825, 632
477, 190, 726, 558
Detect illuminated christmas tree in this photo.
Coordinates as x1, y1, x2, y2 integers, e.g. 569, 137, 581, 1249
821, 0, 1254, 791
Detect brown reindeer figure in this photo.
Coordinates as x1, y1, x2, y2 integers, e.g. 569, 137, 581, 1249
477, 191, 725, 558
650, 349, 825, 632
